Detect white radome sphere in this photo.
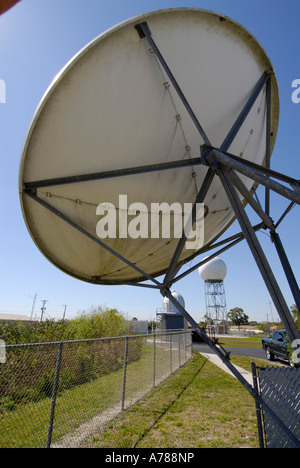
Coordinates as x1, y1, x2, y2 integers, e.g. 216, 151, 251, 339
198, 256, 227, 281
162, 290, 185, 314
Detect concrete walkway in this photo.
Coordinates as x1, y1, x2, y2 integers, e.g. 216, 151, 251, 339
193, 343, 254, 387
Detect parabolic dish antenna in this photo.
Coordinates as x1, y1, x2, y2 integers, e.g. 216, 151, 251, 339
19, 8, 279, 285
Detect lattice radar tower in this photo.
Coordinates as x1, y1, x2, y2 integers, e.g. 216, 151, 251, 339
198, 257, 228, 335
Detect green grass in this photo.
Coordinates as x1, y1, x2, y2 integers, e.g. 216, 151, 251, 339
0, 338, 272, 448
0, 343, 175, 448
216, 335, 266, 349
84, 352, 261, 449
230, 355, 279, 373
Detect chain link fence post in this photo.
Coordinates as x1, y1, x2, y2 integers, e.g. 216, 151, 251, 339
153, 334, 156, 388
169, 333, 172, 375
251, 362, 265, 448
121, 336, 128, 411
47, 342, 63, 448
178, 333, 181, 368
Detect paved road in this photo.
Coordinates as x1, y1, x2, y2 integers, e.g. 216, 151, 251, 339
193, 342, 265, 359
219, 346, 266, 360
193, 342, 289, 367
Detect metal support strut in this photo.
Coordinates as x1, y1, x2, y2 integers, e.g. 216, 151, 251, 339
135, 21, 211, 146
216, 165, 300, 345
202, 147, 300, 346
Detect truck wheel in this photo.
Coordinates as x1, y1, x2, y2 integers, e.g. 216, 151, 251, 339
265, 347, 274, 361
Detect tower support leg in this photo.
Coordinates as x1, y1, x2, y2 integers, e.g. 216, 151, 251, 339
217, 167, 300, 345
271, 231, 300, 313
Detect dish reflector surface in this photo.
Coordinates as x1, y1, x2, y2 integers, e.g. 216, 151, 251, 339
19, 8, 279, 284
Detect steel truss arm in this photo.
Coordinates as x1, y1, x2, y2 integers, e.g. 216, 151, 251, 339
220, 72, 270, 152
163, 168, 215, 286
274, 202, 295, 230
91, 279, 160, 289
265, 72, 272, 215
24, 157, 202, 190
135, 21, 211, 146
206, 148, 300, 205
228, 169, 274, 229
24, 191, 162, 287
172, 222, 264, 284
202, 145, 300, 191
203, 145, 300, 341
271, 230, 300, 313
216, 166, 300, 344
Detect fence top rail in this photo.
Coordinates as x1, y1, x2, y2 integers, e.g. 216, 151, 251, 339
4, 329, 191, 349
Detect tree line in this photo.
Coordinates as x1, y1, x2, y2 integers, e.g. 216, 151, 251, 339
0, 306, 128, 345
227, 305, 300, 330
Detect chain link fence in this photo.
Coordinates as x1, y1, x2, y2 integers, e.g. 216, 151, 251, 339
0, 330, 192, 448
252, 364, 300, 448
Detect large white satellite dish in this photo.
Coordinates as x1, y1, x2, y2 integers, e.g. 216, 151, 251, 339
19, 8, 279, 285
19, 7, 300, 411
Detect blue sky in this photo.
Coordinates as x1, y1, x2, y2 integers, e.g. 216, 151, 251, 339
0, 0, 299, 323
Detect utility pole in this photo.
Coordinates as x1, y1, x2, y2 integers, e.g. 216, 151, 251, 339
269, 300, 274, 324
62, 305, 67, 320
30, 293, 38, 320
40, 300, 48, 322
